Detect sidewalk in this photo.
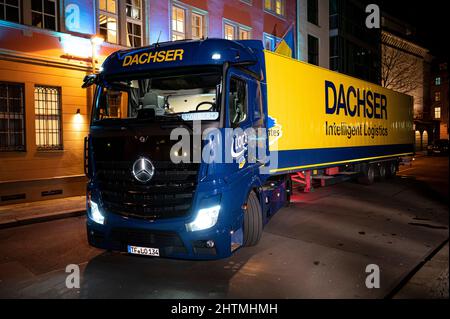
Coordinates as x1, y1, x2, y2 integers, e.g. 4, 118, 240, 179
0, 196, 85, 229
393, 242, 449, 299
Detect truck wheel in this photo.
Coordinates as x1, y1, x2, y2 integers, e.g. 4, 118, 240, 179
358, 164, 375, 185
243, 191, 263, 247
387, 161, 397, 178
378, 164, 387, 181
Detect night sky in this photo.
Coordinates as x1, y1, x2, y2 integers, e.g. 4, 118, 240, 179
378, 0, 449, 58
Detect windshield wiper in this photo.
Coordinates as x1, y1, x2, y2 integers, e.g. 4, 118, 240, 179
151, 113, 184, 121
93, 113, 188, 124
94, 118, 121, 124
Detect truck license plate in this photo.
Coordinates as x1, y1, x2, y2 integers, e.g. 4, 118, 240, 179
128, 245, 160, 257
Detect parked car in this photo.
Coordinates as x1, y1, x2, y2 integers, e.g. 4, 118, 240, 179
427, 139, 449, 156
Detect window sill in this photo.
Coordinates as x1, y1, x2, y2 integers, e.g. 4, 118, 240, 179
0, 149, 27, 154
0, 20, 60, 39
240, 0, 253, 6
102, 40, 138, 50
36, 149, 65, 154
263, 10, 286, 21
308, 21, 321, 28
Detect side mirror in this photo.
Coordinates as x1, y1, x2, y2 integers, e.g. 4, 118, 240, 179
82, 74, 98, 88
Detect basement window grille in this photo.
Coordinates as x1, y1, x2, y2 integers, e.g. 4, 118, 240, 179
1, 193, 26, 202
0, 82, 25, 152
34, 86, 63, 151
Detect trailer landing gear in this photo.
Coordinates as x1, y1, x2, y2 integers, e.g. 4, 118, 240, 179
291, 171, 314, 193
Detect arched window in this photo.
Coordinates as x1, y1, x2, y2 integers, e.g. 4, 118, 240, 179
422, 131, 428, 150
415, 130, 421, 151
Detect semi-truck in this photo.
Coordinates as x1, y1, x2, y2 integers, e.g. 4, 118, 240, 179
82, 39, 414, 260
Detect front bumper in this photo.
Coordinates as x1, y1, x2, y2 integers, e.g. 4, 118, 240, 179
86, 210, 235, 260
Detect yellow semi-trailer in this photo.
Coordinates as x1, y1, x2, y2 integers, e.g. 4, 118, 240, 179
264, 50, 414, 183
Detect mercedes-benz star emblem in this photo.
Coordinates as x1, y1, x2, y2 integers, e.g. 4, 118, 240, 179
132, 157, 155, 183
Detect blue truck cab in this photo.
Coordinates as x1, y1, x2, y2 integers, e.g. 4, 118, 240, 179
83, 39, 290, 259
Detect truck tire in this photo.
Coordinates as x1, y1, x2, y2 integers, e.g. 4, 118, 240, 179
243, 191, 263, 247
378, 164, 387, 181
358, 164, 375, 185
386, 161, 397, 178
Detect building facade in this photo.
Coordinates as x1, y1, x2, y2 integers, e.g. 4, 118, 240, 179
329, 0, 381, 84
0, 1, 120, 205
381, 15, 436, 151
430, 61, 449, 141
0, 0, 305, 205
149, 0, 297, 49
297, 0, 329, 68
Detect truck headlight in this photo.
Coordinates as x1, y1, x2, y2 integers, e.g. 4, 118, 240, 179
187, 205, 220, 232
88, 199, 105, 225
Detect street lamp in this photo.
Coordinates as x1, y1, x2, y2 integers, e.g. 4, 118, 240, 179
91, 35, 104, 73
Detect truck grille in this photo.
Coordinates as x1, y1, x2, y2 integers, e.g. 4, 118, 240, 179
95, 161, 199, 220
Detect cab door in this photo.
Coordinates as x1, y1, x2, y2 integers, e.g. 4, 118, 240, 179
225, 68, 265, 172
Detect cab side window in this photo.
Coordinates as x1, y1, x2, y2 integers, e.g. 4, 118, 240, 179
229, 77, 247, 127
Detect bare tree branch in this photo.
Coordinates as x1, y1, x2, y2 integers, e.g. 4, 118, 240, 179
381, 45, 421, 95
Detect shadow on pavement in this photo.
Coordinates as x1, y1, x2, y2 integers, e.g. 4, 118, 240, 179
80, 250, 252, 299
397, 176, 449, 207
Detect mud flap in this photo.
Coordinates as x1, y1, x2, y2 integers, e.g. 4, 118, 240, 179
231, 227, 244, 252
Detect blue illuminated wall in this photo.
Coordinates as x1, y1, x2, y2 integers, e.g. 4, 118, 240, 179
64, 0, 96, 35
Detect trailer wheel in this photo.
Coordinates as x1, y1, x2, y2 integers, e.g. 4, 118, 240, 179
243, 191, 263, 247
378, 164, 387, 181
358, 164, 375, 185
387, 161, 397, 178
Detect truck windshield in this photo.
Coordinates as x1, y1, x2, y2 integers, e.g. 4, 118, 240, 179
93, 71, 222, 123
